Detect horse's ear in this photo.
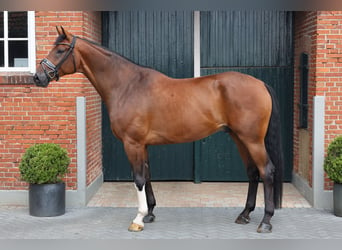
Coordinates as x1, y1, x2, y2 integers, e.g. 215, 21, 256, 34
56, 26, 64, 36
56, 26, 72, 40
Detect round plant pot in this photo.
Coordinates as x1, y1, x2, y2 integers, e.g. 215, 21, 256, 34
29, 182, 65, 217
333, 182, 342, 217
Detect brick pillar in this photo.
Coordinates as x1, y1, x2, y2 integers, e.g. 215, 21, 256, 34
316, 11, 342, 190
0, 11, 102, 199
293, 11, 342, 195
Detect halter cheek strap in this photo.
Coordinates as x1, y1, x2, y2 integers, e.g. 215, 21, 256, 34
40, 36, 77, 82
40, 58, 60, 81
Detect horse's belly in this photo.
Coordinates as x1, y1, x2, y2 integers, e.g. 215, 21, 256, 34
147, 119, 222, 145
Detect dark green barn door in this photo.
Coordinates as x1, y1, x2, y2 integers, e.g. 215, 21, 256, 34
196, 11, 293, 182
102, 11, 294, 182
102, 11, 194, 181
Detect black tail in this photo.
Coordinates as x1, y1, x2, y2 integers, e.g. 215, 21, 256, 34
264, 84, 284, 209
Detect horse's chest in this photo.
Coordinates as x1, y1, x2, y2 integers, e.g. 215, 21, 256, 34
109, 107, 147, 137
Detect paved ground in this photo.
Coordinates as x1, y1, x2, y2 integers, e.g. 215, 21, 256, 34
1, 182, 339, 239
1, 206, 341, 239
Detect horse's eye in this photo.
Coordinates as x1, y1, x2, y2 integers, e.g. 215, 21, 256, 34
57, 49, 65, 54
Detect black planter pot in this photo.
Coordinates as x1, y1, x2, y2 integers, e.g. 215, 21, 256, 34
29, 182, 65, 217
334, 182, 342, 217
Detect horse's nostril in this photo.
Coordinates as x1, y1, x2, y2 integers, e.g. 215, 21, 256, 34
33, 74, 39, 84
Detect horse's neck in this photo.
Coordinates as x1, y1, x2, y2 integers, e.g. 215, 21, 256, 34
78, 40, 143, 101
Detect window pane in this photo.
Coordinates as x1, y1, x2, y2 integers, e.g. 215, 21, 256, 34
0, 41, 4, 67
9, 40, 28, 67
8, 12, 27, 38
0, 12, 3, 38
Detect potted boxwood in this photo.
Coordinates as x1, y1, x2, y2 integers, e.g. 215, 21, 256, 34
19, 143, 70, 217
324, 135, 342, 217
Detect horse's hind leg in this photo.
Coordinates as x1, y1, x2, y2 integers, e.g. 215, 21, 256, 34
243, 141, 275, 233
230, 133, 260, 225
235, 165, 260, 225
257, 158, 275, 233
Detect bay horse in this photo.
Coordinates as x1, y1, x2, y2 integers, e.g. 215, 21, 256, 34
33, 26, 283, 233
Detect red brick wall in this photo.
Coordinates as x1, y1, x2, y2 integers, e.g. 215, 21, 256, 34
0, 11, 102, 190
316, 11, 342, 190
294, 11, 342, 190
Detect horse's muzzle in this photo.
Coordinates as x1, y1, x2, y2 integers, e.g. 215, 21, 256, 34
33, 73, 49, 88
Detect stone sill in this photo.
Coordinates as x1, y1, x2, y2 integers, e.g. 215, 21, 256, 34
0, 72, 35, 85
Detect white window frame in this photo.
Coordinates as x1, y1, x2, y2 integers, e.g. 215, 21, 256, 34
0, 11, 36, 73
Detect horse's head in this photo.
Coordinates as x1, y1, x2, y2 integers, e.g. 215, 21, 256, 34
33, 26, 77, 87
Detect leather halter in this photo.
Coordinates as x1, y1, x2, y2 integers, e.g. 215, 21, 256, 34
40, 36, 77, 81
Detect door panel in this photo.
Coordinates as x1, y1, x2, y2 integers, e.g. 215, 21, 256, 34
197, 11, 293, 182
102, 11, 194, 181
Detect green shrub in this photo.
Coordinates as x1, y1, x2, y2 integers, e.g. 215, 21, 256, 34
19, 143, 70, 184
324, 136, 342, 184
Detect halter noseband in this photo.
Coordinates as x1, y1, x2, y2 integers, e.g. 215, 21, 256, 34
40, 36, 77, 82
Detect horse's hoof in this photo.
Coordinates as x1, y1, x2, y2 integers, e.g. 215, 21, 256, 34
257, 222, 272, 233
143, 213, 155, 223
128, 222, 144, 232
235, 214, 250, 224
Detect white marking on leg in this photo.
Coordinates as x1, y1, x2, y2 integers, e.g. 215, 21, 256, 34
133, 184, 148, 227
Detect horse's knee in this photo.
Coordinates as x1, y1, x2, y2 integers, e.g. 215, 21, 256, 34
246, 165, 259, 181
133, 173, 146, 191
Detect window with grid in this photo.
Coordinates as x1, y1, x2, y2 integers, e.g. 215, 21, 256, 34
0, 11, 35, 73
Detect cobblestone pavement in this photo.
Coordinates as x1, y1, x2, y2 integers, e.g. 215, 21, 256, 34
1, 206, 341, 239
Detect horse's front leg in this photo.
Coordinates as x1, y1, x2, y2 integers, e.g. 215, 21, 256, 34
143, 165, 156, 223
124, 141, 154, 232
